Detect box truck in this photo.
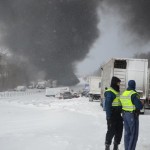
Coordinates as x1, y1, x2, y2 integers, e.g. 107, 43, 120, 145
88, 76, 101, 101
45, 87, 70, 97
100, 58, 148, 114
145, 68, 150, 109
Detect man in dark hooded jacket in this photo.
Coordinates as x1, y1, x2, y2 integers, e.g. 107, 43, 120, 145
120, 80, 143, 150
105, 76, 123, 150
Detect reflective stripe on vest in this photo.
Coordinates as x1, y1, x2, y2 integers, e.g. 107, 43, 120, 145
105, 87, 121, 106
120, 90, 137, 112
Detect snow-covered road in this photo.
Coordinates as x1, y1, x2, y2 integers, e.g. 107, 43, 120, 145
0, 92, 150, 150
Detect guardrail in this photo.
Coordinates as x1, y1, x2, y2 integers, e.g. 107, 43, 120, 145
0, 89, 45, 98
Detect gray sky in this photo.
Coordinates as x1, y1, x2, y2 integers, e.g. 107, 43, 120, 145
76, 5, 150, 76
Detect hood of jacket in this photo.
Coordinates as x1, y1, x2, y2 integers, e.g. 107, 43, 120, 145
110, 76, 121, 92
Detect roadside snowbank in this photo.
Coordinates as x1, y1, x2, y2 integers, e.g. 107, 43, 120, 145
0, 93, 150, 150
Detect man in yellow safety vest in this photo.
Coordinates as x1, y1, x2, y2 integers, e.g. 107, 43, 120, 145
120, 80, 144, 150
105, 76, 123, 150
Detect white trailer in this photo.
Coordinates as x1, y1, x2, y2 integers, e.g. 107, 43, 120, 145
145, 68, 150, 109
88, 76, 101, 101
100, 58, 148, 114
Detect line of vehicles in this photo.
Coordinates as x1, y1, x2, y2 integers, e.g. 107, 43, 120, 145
13, 57, 150, 109
14, 80, 58, 92
45, 87, 80, 99
88, 58, 150, 114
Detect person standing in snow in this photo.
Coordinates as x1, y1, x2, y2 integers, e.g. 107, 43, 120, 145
120, 80, 143, 150
105, 76, 123, 150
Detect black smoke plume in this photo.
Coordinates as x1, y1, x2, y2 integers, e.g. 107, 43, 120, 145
105, 0, 150, 41
0, 0, 100, 85
103, 0, 150, 65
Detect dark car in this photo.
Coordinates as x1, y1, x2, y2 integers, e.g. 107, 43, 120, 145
81, 91, 89, 97
72, 92, 80, 98
63, 92, 72, 99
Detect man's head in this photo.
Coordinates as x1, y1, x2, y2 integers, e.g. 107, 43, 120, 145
110, 76, 121, 92
128, 80, 136, 90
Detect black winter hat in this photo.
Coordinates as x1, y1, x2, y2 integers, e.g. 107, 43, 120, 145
111, 76, 121, 85
110, 76, 121, 92
128, 80, 136, 90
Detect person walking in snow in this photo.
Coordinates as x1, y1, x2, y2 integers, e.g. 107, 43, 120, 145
105, 76, 123, 150
120, 80, 143, 150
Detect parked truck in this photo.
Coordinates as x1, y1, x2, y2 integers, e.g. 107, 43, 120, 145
45, 87, 70, 98
100, 58, 148, 114
88, 76, 101, 101
145, 68, 150, 109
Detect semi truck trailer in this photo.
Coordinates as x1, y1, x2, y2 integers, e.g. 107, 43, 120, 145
88, 76, 101, 101
100, 58, 148, 114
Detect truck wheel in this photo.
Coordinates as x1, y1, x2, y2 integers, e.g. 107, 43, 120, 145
89, 95, 93, 102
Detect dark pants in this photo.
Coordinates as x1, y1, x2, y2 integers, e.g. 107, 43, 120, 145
105, 112, 123, 145
123, 112, 139, 150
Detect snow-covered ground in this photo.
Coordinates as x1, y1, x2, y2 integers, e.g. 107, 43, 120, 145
0, 91, 150, 150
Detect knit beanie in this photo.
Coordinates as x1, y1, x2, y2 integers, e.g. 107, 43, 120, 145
128, 80, 136, 90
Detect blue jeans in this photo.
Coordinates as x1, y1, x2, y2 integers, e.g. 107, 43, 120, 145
123, 112, 139, 150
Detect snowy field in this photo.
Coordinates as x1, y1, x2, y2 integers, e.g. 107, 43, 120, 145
0, 91, 150, 150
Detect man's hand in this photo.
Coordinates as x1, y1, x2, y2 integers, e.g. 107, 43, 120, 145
140, 100, 144, 105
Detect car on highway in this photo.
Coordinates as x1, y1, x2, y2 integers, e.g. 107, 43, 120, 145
72, 92, 80, 98
14, 86, 27, 91
81, 91, 89, 97
62, 92, 72, 99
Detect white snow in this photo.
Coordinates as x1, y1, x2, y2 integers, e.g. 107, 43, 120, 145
0, 90, 150, 150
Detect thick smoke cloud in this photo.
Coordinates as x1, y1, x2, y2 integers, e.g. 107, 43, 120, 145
0, 0, 100, 85
104, 0, 150, 64
105, 0, 150, 41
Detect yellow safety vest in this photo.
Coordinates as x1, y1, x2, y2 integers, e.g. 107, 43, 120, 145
120, 90, 139, 112
105, 87, 121, 106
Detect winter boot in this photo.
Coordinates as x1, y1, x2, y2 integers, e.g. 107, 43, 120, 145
113, 143, 119, 150
105, 144, 110, 150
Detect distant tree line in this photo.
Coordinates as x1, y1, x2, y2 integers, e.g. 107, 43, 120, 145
0, 53, 29, 91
